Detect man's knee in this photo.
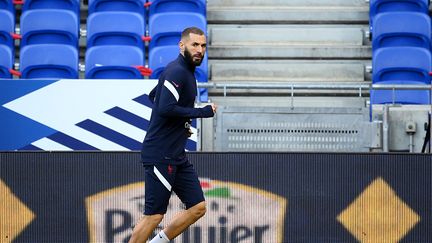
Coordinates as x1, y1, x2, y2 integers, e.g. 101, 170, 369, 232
144, 214, 164, 225
190, 201, 206, 219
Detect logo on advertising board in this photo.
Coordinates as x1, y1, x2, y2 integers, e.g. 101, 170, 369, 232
86, 179, 287, 243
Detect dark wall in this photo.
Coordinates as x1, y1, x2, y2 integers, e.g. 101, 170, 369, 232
1, 152, 430, 243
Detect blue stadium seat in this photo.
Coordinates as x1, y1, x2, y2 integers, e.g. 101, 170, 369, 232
149, 12, 206, 49
22, 0, 80, 16
370, 0, 429, 33
20, 44, 79, 79
371, 47, 431, 104
149, 45, 209, 101
0, 10, 14, 49
88, 0, 146, 15
85, 45, 144, 79
0, 44, 12, 78
87, 11, 145, 48
149, 0, 206, 16
371, 80, 430, 104
149, 45, 208, 81
20, 9, 79, 47
0, 0, 15, 14
372, 12, 431, 51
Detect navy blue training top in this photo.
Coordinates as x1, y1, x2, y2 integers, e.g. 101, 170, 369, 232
141, 54, 214, 165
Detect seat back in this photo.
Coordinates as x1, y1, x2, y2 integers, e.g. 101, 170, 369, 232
371, 80, 431, 104
0, 10, 14, 48
22, 0, 80, 16
149, 45, 208, 81
87, 11, 145, 48
0, 44, 12, 78
370, 0, 429, 33
149, 0, 206, 16
88, 0, 145, 15
85, 45, 144, 79
372, 12, 431, 50
149, 12, 206, 49
20, 9, 79, 47
371, 47, 431, 104
373, 47, 431, 84
0, 0, 15, 14
20, 44, 79, 79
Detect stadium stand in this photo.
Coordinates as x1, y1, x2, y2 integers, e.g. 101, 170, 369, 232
0, 44, 12, 78
369, 0, 429, 33
0, 9, 14, 49
148, 2, 208, 101
149, 0, 206, 16
22, 0, 80, 17
149, 45, 208, 82
149, 12, 206, 49
370, 47, 431, 104
0, 0, 15, 13
20, 9, 79, 47
372, 12, 431, 51
85, 45, 144, 79
88, 0, 146, 15
86, 11, 145, 48
20, 44, 79, 78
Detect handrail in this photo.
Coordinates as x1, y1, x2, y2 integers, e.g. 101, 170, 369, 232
197, 82, 432, 90
197, 82, 432, 97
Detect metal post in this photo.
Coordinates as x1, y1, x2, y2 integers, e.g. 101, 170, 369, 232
383, 105, 389, 152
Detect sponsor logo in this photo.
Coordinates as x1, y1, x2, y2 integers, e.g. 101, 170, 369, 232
86, 179, 286, 242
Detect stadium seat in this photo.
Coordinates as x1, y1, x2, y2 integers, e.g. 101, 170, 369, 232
371, 47, 431, 104
20, 9, 79, 47
0, 0, 15, 14
149, 45, 209, 101
370, 0, 429, 33
0, 10, 14, 48
371, 80, 430, 104
22, 0, 80, 17
372, 12, 431, 50
149, 45, 208, 81
0, 44, 12, 78
20, 44, 79, 79
85, 45, 144, 79
149, 12, 206, 49
373, 47, 431, 84
87, 11, 145, 48
149, 0, 206, 16
88, 0, 146, 15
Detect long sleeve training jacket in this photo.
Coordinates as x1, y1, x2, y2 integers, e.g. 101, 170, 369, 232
141, 54, 214, 165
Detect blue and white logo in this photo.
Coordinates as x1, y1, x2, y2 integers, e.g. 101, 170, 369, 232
0, 79, 197, 151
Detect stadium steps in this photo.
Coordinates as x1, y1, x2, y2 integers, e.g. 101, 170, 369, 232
207, 0, 368, 24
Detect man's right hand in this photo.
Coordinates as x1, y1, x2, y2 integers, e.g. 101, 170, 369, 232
210, 103, 217, 113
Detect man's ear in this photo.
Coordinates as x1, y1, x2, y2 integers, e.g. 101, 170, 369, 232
179, 41, 185, 53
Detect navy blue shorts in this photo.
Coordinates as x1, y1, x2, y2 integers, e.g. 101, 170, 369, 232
144, 160, 205, 215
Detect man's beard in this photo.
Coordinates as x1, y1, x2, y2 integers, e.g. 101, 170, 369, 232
184, 47, 204, 67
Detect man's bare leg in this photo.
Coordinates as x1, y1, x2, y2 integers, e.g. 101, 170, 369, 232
162, 201, 206, 240
129, 214, 164, 243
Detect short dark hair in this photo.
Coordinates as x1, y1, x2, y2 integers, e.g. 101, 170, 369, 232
181, 27, 205, 40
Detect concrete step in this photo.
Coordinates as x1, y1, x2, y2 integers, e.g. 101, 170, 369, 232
207, 6, 369, 24
208, 0, 367, 7
209, 60, 371, 82
209, 45, 371, 59
209, 24, 368, 46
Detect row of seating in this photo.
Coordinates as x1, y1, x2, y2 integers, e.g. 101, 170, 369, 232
84, 0, 208, 100
369, 0, 431, 105
0, 0, 210, 101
